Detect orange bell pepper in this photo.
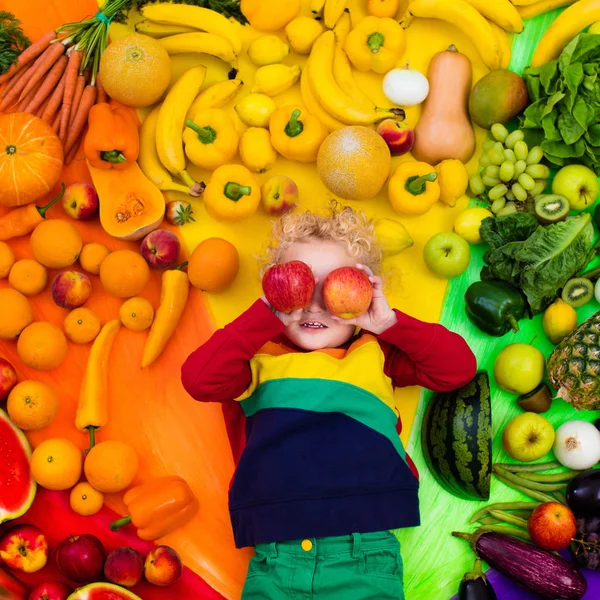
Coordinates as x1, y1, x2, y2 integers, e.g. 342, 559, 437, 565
109, 476, 199, 541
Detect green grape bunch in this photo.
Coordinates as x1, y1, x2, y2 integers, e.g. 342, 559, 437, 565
469, 123, 550, 217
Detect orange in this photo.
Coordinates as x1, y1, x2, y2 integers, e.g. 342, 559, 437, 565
84, 440, 139, 493
188, 238, 240, 293
30, 437, 82, 491
64, 307, 102, 344
79, 243, 110, 275
7, 379, 60, 431
8, 259, 48, 296
119, 297, 154, 331
0, 288, 33, 339
70, 482, 104, 516
30, 219, 83, 268
99, 33, 171, 108
99, 249, 150, 298
0, 241, 15, 278
17, 321, 68, 371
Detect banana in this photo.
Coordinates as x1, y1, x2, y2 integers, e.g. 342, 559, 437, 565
324, 0, 349, 29
511, 0, 551, 5
158, 33, 238, 67
332, 44, 372, 111
187, 79, 243, 117
134, 20, 196, 38
374, 218, 414, 257
156, 65, 207, 186
311, 0, 327, 16
464, 0, 524, 33
251, 64, 301, 96
332, 9, 352, 44
308, 31, 404, 125
405, 0, 503, 70
531, 0, 600, 66
488, 20, 512, 69
517, 0, 578, 20
140, 107, 203, 197
140, 3, 242, 56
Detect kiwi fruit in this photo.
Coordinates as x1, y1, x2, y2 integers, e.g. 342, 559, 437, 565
561, 277, 594, 308
517, 383, 552, 413
534, 194, 570, 224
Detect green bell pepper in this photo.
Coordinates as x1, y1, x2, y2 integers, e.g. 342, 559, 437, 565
465, 280, 527, 337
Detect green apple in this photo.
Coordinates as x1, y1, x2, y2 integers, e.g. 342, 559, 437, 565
502, 412, 555, 462
423, 232, 470, 279
494, 343, 545, 395
552, 164, 599, 212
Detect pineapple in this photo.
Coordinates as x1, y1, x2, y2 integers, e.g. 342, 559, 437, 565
546, 310, 600, 410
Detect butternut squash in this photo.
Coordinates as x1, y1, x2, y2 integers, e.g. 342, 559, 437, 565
87, 160, 165, 241
412, 45, 475, 165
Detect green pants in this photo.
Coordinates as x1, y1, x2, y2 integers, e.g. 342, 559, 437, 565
241, 531, 404, 600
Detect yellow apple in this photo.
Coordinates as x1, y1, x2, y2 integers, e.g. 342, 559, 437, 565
494, 343, 545, 395
502, 412, 555, 462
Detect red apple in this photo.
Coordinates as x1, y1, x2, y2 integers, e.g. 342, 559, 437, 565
28, 581, 72, 600
0, 357, 18, 401
322, 267, 372, 319
262, 261, 315, 313
528, 501, 577, 551
62, 183, 99, 221
261, 176, 298, 215
140, 229, 180, 269
54, 534, 105, 583
104, 547, 144, 588
0, 525, 48, 573
376, 119, 414, 156
144, 545, 183, 587
51, 271, 92, 310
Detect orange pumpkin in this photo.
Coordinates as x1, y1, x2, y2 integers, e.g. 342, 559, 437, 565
0, 113, 64, 207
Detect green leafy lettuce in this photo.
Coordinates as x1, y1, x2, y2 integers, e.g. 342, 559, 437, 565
480, 213, 597, 314
519, 33, 600, 171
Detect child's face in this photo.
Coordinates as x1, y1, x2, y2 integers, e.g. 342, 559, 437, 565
280, 239, 359, 350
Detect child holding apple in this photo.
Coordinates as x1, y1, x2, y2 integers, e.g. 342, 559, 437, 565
181, 205, 476, 600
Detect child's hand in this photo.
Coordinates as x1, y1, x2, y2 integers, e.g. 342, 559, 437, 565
261, 295, 304, 327
331, 264, 398, 335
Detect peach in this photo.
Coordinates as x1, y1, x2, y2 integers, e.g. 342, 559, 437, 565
0, 356, 17, 401
376, 119, 414, 157
104, 547, 144, 588
28, 581, 72, 600
140, 229, 180, 269
144, 545, 183, 587
51, 271, 92, 310
323, 267, 373, 319
62, 183, 99, 221
261, 175, 298, 215
0, 524, 48, 573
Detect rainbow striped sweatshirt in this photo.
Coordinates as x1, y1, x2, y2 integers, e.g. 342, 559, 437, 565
181, 300, 476, 548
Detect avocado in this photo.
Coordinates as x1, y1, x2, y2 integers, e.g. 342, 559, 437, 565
469, 69, 529, 129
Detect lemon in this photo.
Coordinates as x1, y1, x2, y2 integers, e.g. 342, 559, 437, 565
453, 207, 493, 245
285, 17, 323, 55
542, 298, 578, 345
247, 35, 290, 66
235, 93, 277, 128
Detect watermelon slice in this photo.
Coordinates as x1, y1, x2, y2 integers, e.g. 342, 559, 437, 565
67, 582, 142, 600
0, 409, 36, 524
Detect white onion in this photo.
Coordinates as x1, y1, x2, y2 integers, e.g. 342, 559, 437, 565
382, 64, 429, 107
553, 420, 600, 470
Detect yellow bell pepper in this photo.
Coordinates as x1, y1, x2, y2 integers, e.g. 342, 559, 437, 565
269, 105, 328, 163
388, 161, 440, 215
240, 127, 278, 173
204, 164, 261, 222
183, 108, 239, 171
344, 16, 407, 74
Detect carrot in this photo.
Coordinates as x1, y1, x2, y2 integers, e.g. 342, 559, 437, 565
68, 75, 86, 128
65, 135, 82, 166
19, 41, 65, 102
59, 49, 82, 143
1, 65, 26, 98
96, 72, 107, 103
51, 110, 61, 133
24, 54, 68, 114
64, 84, 97, 155
35, 95, 52, 118
18, 79, 43, 112
0, 31, 57, 86
41, 71, 67, 123
0, 62, 37, 110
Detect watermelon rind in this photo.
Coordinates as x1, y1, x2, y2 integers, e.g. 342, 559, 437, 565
421, 371, 492, 501
0, 408, 36, 524
67, 582, 143, 600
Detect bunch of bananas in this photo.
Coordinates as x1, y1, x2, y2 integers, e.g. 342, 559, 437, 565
310, 0, 350, 29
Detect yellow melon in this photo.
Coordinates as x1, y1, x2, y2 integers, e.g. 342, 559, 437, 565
316, 126, 391, 200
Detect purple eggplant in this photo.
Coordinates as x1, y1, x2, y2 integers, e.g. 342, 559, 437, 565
458, 559, 497, 600
452, 530, 587, 600
567, 469, 600, 517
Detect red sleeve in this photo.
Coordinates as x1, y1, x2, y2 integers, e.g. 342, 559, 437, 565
181, 299, 286, 402
377, 309, 477, 392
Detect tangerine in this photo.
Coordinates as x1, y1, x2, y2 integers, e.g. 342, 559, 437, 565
70, 482, 104, 516
17, 321, 68, 371
79, 243, 110, 275
84, 440, 139, 493
119, 297, 154, 331
64, 307, 101, 344
7, 380, 60, 431
8, 259, 48, 296
0, 241, 15, 278
30, 438, 82, 491
187, 238, 240, 293
0, 288, 33, 339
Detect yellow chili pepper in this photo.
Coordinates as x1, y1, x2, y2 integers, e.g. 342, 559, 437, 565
344, 16, 407, 74
388, 161, 440, 215
75, 320, 121, 451
240, 127, 278, 173
141, 264, 190, 368
203, 164, 261, 222
183, 108, 239, 171
269, 104, 328, 163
